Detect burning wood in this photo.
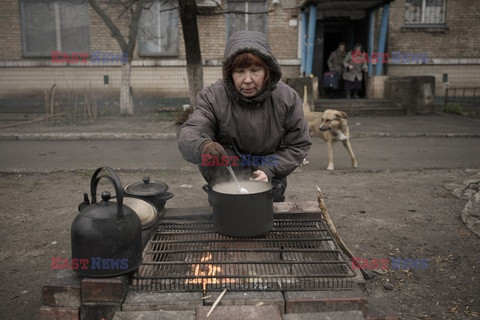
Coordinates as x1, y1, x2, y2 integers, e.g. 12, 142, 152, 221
186, 252, 235, 294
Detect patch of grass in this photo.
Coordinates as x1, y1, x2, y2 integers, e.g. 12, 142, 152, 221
153, 110, 183, 122
442, 103, 480, 118
73, 169, 95, 178
32, 179, 44, 186
442, 103, 465, 116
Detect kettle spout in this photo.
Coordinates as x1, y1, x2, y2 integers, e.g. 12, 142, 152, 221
78, 193, 90, 212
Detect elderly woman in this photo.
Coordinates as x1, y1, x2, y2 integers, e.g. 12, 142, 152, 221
343, 43, 368, 99
177, 31, 311, 202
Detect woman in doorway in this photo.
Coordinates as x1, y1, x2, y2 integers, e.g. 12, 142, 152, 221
343, 43, 368, 99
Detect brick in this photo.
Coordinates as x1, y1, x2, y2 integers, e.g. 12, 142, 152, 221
81, 275, 129, 303
203, 291, 285, 314
39, 306, 79, 320
284, 289, 367, 316
113, 310, 195, 320
122, 291, 203, 311
80, 302, 121, 320
195, 305, 283, 320
273, 201, 297, 213
42, 269, 82, 308
282, 311, 366, 320
366, 297, 401, 320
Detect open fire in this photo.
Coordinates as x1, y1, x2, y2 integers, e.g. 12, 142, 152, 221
186, 252, 236, 294
132, 217, 356, 293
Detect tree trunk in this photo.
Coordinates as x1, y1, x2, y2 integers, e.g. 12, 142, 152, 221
179, 0, 204, 105
120, 61, 134, 115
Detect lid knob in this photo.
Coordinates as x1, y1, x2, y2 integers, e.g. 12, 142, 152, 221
143, 177, 150, 184
101, 191, 111, 202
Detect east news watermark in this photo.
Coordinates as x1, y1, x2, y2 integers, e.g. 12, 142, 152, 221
51, 51, 128, 64
352, 51, 429, 64
351, 257, 429, 270
201, 154, 279, 167
51, 257, 129, 270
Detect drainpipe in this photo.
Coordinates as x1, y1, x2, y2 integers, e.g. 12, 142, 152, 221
300, 9, 308, 76
367, 10, 375, 77
306, 4, 317, 76
376, 3, 390, 76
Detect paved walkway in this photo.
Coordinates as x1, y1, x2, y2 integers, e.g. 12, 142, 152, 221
0, 112, 479, 140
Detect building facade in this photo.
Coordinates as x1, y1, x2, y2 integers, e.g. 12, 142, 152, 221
0, 0, 478, 107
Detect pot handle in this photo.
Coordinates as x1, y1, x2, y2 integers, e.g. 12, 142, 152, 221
90, 166, 125, 218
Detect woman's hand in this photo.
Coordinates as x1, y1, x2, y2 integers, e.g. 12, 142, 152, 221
252, 170, 268, 182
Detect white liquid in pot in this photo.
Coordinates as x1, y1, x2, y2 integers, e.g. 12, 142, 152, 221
212, 180, 272, 195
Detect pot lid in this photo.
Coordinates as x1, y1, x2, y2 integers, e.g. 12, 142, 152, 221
122, 197, 158, 229
81, 191, 135, 220
124, 176, 169, 196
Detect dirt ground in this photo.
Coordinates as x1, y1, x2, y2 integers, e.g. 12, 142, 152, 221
0, 166, 479, 320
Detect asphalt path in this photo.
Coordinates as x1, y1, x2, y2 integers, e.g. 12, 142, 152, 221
1, 136, 479, 172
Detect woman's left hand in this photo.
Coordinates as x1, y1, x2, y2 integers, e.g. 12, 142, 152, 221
252, 170, 268, 182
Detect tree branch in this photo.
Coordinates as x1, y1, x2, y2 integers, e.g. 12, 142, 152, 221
125, 0, 144, 59
88, 0, 128, 52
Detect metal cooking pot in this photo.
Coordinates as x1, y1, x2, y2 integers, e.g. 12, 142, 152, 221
211, 180, 274, 237
123, 176, 173, 212
71, 166, 142, 277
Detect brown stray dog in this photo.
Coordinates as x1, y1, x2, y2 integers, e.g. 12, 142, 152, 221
317, 109, 357, 171
302, 87, 357, 170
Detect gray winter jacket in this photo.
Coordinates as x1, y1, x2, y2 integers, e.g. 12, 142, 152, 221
177, 31, 311, 181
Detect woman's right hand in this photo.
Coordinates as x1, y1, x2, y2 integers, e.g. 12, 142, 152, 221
199, 141, 228, 159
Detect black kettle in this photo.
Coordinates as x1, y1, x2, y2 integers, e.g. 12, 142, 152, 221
71, 166, 142, 277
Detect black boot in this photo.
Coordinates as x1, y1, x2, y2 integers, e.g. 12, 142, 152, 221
353, 90, 360, 99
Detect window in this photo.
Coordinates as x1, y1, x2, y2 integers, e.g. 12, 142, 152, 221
138, 0, 179, 57
405, 0, 446, 25
227, 0, 268, 39
20, 0, 90, 57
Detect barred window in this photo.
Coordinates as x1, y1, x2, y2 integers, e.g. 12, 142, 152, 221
405, 0, 446, 25
138, 0, 179, 57
226, 0, 268, 39
20, 0, 90, 57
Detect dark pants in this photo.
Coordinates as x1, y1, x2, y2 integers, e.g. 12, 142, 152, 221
199, 147, 287, 202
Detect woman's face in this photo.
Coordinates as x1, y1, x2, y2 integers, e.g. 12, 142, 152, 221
232, 65, 265, 97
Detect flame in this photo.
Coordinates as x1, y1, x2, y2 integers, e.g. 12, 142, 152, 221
186, 252, 235, 293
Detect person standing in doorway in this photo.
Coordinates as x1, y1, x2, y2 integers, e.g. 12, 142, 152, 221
343, 43, 368, 99
326, 42, 346, 98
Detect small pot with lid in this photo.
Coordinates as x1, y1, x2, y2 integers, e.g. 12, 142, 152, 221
123, 176, 173, 212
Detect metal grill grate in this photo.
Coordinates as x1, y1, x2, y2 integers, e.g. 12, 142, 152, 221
132, 217, 356, 292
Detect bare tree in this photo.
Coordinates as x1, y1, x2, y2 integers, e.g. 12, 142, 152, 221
88, 0, 150, 115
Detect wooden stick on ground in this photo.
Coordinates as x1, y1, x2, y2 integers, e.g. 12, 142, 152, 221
316, 186, 374, 280
206, 289, 227, 317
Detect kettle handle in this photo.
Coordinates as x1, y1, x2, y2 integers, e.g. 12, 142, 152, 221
90, 166, 125, 218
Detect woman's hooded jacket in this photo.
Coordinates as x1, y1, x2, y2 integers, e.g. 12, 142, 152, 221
177, 31, 311, 181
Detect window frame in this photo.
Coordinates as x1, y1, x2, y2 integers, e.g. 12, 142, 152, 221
19, 0, 90, 58
226, 0, 268, 40
404, 0, 447, 27
137, 0, 179, 58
